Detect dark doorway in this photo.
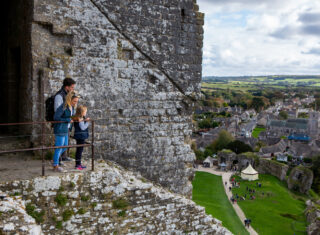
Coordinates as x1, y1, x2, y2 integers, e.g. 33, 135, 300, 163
0, 0, 31, 135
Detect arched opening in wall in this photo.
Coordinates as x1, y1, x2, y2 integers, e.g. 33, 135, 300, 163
0, 0, 31, 136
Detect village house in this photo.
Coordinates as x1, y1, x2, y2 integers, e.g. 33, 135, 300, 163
266, 113, 320, 140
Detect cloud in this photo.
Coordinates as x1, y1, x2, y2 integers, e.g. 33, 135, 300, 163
301, 25, 320, 36
302, 47, 320, 55
299, 12, 320, 23
197, 0, 320, 76
270, 26, 297, 39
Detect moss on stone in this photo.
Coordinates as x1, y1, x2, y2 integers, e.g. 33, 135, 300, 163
25, 203, 45, 224
242, 152, 260, 166
55, 194, 68, 206
55, 221, 63, 229
112, 198, 129, 209
81, 195, 90, 201
117, 210, 126, 217
221, 149, 232, 153
77, 208, 86, 215
62, 209, 73, 221
69, 182, 75, 188
91, 202, 97, 208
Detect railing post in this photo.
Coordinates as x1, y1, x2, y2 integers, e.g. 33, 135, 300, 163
41, 71, 45, 176
67, 128, 70, 158
91, 120, 94, 171
41, 121, 45, 176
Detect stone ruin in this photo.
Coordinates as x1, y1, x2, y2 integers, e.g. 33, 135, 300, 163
0, 0, 204, 197
0, 161, 231, 234
217, 151, 315, 194
287, 166, 314, 194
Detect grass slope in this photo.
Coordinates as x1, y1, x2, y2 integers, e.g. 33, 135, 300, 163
252, 127, 266, 138
192, 171, 249, 235
232, 174, 307, 235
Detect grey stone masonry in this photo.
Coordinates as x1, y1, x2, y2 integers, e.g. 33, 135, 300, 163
31, 0, 204, 196
0, 161, 231, 235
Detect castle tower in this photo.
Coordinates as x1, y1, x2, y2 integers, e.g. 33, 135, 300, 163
309, 112, 320, 139
0, 0, 204, 197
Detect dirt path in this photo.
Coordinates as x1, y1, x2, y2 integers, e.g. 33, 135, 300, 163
197, 166, 258, 235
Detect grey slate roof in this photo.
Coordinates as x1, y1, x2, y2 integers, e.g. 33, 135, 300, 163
269, 119, 308, 130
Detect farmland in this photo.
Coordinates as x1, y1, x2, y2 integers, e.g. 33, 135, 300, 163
202, 75, 320, 92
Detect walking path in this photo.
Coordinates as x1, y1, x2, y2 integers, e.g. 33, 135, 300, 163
197, 166, 258, 235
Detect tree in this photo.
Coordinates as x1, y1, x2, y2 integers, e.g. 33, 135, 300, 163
198, 119, 211, 129
311, 98, 320, 111
250, 97, 265, 112
298, 112, 308, 118
279, 111, 288, 120
312, 155, 320, 194
204, 147, 214, 158
194, 149, 205, 161
226, 140, 253, 154
210, 130, 234, 152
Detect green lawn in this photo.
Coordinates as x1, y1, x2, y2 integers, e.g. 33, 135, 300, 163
252, 127, 266, 138
232, 174, 307, 235
192, 171, 249, 235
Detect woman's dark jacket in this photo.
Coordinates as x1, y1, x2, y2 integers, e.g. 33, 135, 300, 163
54, 105, 73, 136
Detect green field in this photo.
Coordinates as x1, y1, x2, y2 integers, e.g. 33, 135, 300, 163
201, 76, 320, 92
192, 171, 249, 235
232, 174, 307, 235
252, 127, 266, 138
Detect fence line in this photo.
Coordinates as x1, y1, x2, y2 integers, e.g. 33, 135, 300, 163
0, 120, 95, 176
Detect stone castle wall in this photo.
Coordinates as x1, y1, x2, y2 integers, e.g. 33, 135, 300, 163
30, 0, 204, 196
0, 161, 230, 234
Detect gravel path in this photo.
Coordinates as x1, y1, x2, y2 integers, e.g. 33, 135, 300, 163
197, 166, 258, 235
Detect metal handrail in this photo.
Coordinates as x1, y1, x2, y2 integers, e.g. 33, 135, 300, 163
0, 120, 95, 176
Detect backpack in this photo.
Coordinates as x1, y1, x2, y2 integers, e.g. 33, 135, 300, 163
45, 95, 56, 121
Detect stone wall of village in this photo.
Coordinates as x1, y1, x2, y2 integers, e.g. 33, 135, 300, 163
217, 151, 316, 194
218, 151, 289, 181
256, 159, 289, 181
31, 0, 204, 196
0, 161, 231, 235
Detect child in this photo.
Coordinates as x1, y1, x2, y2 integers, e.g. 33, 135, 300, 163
73, 105, 90, 170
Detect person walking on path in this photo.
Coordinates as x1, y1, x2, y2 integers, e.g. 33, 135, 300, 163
73, 105, 90, 170
53, 92, 79, 172
54, 77, 76, 162
196, 166, 258, 235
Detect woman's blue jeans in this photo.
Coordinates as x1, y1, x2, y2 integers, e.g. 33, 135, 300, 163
53, 135, 68, 166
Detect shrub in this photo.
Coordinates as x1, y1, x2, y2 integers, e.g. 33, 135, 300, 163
303, 158, 312, 163
226, 140, 252, 154
194, 149, 205, 161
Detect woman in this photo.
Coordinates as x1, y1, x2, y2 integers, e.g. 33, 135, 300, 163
53, 92, 79, 172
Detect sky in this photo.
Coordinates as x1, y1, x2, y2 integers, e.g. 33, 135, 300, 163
197, 0, 320, 76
